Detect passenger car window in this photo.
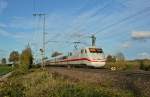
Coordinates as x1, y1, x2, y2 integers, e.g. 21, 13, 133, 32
85, 49, 87, 53
81, 49, 84, 54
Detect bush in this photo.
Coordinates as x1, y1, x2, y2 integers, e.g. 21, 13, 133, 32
140, 60, 150, 71
105, 61, 127, 70
144, 65, 150, 71
0, 78, 25, 97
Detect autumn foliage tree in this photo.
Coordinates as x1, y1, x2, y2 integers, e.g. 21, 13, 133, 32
51, 51, 62, 57
106, 55, 116, 62
20, 45, 33, 69
9, 51, 19, 65
115, 52, 125, 61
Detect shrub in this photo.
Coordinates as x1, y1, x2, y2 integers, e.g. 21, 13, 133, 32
144, 65, 150, 71
140, 60, 150, 71
0, 78, 25, 97
105, 61, 127, 70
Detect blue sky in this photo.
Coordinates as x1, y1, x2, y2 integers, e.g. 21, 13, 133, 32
0, 0, 150, 60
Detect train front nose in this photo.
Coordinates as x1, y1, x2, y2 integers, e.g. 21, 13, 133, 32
90, 59, 106, 68
92, 62, 105, 67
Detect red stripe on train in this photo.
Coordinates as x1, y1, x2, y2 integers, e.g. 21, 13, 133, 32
50, 58, 105, 63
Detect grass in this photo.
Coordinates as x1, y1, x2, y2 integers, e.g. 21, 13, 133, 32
0, 69, 134, 97
0, 65, 12, 76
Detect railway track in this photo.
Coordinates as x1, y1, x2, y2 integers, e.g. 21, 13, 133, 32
122, 71, 150, 77
46, 66, 150, 78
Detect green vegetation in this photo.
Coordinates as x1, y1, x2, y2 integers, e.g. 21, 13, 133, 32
139, 60, 150, 71
0, 49, 149, 97
0, 66, 12, 76
20, 45, 33, 69
7, 45, 34, 74
0, 69, 134, 97
51, 51, 62, 57
105, 60, 150, 71
1, 58, 6, 65
106, 54, 150, 71
9, 51, 19, 65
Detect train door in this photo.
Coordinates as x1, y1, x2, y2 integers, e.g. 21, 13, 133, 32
67, 52, 72, 65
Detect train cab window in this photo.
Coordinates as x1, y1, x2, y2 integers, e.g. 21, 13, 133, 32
97, 48, 103, 53
89, 48, 103, 53
63, 56, 67, 59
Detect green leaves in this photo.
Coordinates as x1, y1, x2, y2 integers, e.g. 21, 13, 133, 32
9, 51, 19, 65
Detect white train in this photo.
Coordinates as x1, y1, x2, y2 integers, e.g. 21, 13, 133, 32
47, 46, 106, 68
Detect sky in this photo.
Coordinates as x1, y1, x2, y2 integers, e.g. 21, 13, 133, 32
0, 0, 150, 60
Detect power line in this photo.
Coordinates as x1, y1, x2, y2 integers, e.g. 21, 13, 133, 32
60, 1, 127, 45
70, 0, 127, 36
94, 6, 150, 35
59, 0, 115, 42
45, 40, 89, 49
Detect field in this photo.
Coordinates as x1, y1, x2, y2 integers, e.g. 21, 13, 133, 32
0, 67, 150, 97
0, 65, 12, 76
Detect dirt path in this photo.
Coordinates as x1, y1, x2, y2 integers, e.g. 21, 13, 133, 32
0, 72, 12, 82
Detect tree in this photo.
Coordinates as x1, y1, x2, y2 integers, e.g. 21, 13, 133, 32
20, 45, 33, 69
140, 60, 144, 70
9, 51, 19, 65
51, 51, 62, 57
115, 52, 125, 61
106, 55, 116, 62
1, 58, 6, 65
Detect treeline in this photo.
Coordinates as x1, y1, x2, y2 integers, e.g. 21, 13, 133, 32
0, 45, 34, 73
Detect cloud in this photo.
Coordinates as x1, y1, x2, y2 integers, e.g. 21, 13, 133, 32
121, 42, 131, 48
0, 16, 43, 42
0, 0, 8, 14
0, 28, 11, 36
0, 49, 3, 51
0, 28, 31, 40
0, 16, 47, 45
0, 0, 128, 43
8, 17, 36, 29
0, 49, 5, 52
131, 31, 150, 40
137, 52, 150, 59
0, 23, 7, 28
61, 4, 111, 39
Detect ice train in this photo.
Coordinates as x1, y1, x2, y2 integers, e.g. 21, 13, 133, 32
47, 46, 106, 68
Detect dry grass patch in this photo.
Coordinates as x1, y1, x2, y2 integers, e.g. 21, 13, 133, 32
0, 69, 134, 97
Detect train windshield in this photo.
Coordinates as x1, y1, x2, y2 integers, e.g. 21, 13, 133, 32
89, 48, 103, 53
